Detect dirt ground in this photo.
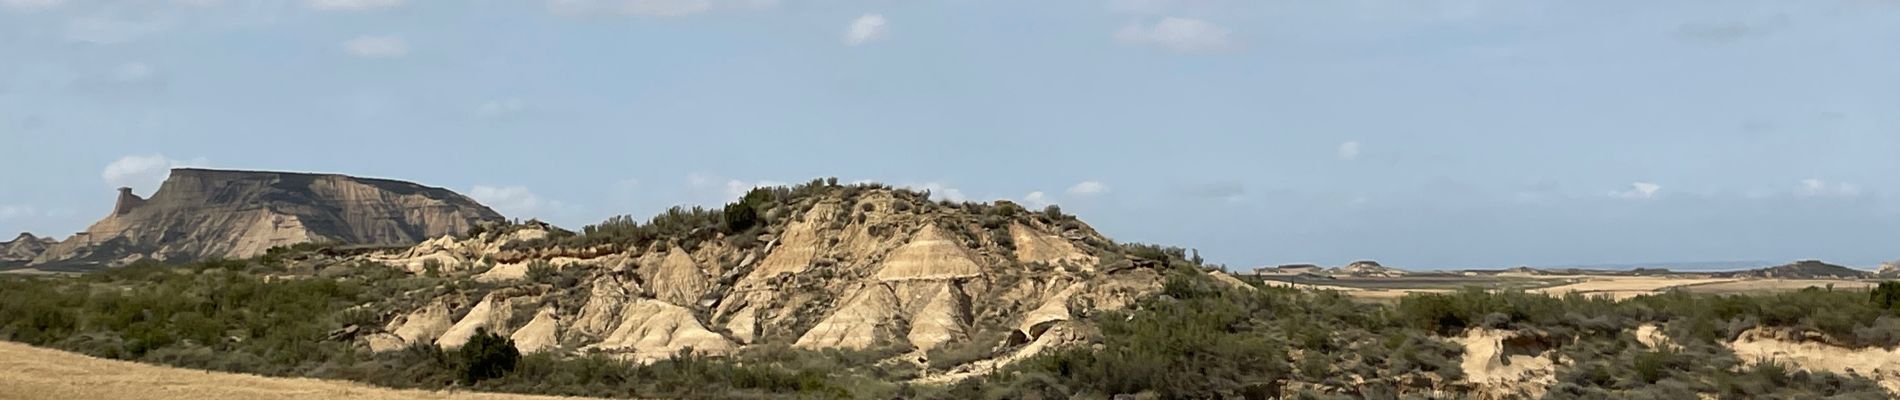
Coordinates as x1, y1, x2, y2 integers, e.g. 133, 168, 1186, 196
0, 341, 593, 400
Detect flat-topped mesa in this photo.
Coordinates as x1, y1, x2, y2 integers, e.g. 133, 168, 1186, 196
30, 168, 505, 268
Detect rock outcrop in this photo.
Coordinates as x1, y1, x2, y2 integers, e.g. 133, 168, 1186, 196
30, 168, 503, 268
1, 233, 56, 268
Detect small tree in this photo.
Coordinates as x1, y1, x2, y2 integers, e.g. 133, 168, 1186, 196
1872, 281, 1900, 310
458, 328, 520, 384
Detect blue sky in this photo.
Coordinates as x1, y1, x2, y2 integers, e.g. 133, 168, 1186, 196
2, 0, 1898, 269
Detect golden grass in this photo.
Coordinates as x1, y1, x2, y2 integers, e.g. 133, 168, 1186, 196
0, 341, 590, 400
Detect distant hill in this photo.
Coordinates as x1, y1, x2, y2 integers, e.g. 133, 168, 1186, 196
0, 233, 56, 269
1714, 260, 1874, 279
28, 168, 503, 269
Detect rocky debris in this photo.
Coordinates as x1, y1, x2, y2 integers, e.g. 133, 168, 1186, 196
31, 168, 502, 269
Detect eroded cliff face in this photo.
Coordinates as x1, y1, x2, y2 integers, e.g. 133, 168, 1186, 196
353, 186, 1165, 371
31, 168, 503, 268
1, 233, 57, 268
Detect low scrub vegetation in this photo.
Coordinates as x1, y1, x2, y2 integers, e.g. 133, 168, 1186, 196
3, 254, 1898, 398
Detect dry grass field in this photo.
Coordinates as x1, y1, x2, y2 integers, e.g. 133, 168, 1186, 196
1676, 279, 1879, 294
0, 341, 593, 400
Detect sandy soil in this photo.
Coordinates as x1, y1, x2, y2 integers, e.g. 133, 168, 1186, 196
1728, 329, 1900, 395
0, 341, 591, 400
1531, 277, 1737, 300
1458, 329, 1556, 399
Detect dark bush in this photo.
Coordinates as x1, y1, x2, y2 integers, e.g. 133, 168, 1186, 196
458, 328, 521, 384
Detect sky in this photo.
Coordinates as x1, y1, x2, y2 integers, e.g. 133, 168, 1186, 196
2, 0, 1898, 270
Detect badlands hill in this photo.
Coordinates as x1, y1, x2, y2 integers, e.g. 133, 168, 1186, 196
26, 168, 502, 269
333, 180, 1177, 372
1, 233, 57, 269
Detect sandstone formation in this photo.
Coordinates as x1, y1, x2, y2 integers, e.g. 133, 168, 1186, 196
346, 184, 1165, 374
30, 168, 502, 268
0, 233, 56, 268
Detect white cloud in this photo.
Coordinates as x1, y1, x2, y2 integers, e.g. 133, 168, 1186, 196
1067, 181, 1109, 196
1022, 191, 1054, 208
724, 179, 787, 200
1115, 17, 1234, 53
902, 182, 966, 202
112, 62, 155, 82
1338, 141, 1361, 160
468, 185, 561, 218
1, 0, 65, 10
342, 35, 408, 58
1609, 182, 1662, 200
476, 98, 527, 117
547, 0, 773, 17
306, 0, 403, 11
0, 205, 36, 220
1795, 179, 1860, 198
102, 154, 207, 194
844, 14, 887, 46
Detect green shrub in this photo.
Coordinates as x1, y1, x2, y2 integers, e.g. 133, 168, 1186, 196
459, 328, 521, 384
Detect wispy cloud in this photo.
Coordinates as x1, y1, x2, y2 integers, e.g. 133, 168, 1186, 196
102, 154, 208, 194
1609, 182, 1662, 200
468, 185, 563, 218
342, 35, 408, 58
1067, 181, 1109, 197
844, 13, 888, 46
1116, 17, 1234, 53
1794, 179, 1860, 198
1338, 141, 1361, 160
